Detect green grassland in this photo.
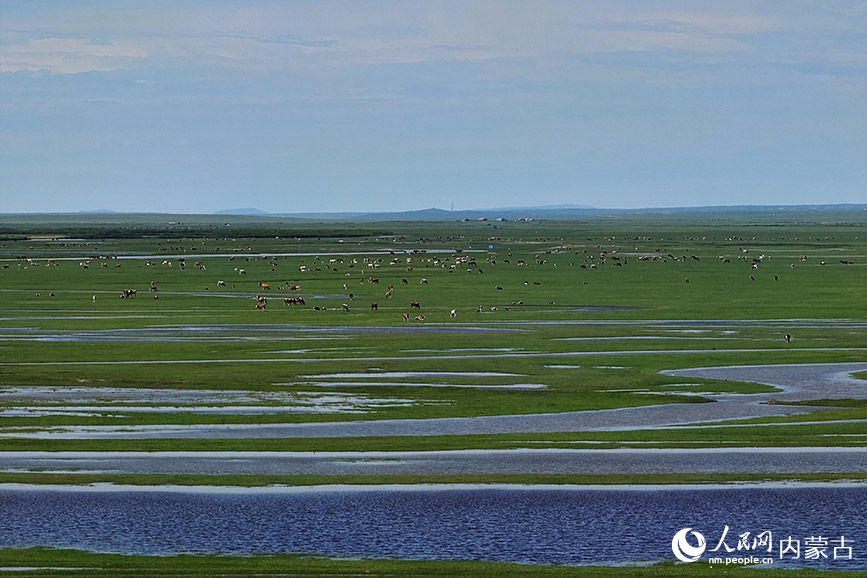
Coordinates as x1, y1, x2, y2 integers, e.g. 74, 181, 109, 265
4, 547, 866, 578
1, 211, 865, 457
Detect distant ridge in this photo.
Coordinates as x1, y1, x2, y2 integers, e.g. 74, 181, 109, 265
257, 205, 601, 220
232, 203, 866, 221
214, 208, 271, 216
5, 204, 862, 221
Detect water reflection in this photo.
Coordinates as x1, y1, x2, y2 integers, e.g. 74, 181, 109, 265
0, 485, 864, 569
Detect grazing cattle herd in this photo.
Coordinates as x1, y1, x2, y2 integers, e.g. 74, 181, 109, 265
3, 232, 859, 326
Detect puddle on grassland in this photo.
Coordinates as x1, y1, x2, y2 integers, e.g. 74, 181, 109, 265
289, 371, 544, 390
298, 371, 523, 378
0, 387, 432, 415
291, 381, 547, 390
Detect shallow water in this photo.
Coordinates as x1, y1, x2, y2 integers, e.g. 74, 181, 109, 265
2, 361, 865, 439
300, 371, 522, 378
663, 362, 867, 401
8, 361, 860, 439
4, 448, 867, 476
0, 387, 424, 416
0, 485, 864, 569
300, 381, 547, 389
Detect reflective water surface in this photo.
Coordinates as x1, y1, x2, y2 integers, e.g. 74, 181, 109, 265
1, 485, 864, 569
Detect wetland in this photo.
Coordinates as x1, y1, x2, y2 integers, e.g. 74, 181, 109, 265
1, 210, 865, 573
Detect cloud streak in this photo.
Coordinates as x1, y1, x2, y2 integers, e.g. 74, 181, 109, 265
0, 2, 831, 75
0, 37, 149, 74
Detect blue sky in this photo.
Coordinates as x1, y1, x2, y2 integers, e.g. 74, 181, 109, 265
1, 1, 865, 214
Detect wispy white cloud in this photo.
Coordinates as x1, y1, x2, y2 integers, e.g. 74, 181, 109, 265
0, 2, 813, 75
602, 11, 780, 35
0, 37, 149, 74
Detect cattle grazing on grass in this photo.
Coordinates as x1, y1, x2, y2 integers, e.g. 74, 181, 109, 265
450, 309, 457, 318
410, 301, 421, 309
784, 333, 791, 344
370, 302, 378, 310
283, 297, 305, 305
150, 281, 158, 292
402, 313, 409, 321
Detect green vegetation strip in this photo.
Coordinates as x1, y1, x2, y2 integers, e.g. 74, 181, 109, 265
0, 548, 862, 578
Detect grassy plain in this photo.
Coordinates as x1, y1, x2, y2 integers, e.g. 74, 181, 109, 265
1, 547, 864, 578
1, 210, 865, 456
0, 210, 865, 573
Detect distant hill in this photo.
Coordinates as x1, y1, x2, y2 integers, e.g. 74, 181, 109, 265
243, 203, 867, 221
214, 208, 271, 216
260, 205, 602, 220
2, 204, 864, 228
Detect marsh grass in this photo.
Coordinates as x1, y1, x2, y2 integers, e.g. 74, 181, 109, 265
0, 217, 865, 458
0, 547, 861, 577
